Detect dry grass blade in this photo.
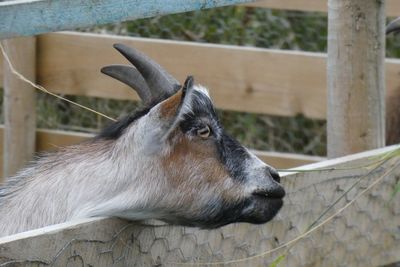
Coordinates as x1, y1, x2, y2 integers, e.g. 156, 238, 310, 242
0, 42, 116, 122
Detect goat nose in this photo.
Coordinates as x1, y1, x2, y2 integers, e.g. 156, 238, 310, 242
252, 183, 285, 199
268, 168, 281, 183
269, 183, 285, 198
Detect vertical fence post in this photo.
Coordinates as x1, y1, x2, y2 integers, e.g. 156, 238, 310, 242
327, 0, 386, 158
2, 37, 36, 179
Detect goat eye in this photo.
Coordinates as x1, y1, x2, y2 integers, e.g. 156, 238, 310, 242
197, 125, 211, 138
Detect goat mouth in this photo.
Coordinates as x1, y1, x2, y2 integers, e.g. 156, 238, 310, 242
160, 196, 283, 229
239, 197, 284, 224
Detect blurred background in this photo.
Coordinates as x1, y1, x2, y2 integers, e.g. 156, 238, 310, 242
3, 6, 400, 157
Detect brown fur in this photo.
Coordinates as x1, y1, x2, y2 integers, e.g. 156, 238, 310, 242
160, 133, 243, 204
160, 90, 183, 118
162, 134, 228, 186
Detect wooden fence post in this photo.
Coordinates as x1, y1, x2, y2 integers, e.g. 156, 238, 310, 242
327, 0, 386, 158
2, 37, 36, 179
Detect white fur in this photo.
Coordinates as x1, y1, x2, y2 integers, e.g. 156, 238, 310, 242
243, 149, 276, 195
0, 98, 232, 236
0, 84, 282, 236
193, 84, 210, 98
0, 109, 171, 236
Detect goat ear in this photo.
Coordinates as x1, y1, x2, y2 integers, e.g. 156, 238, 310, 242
159, 76, 192, 118
159, 76, 194, 139
142, 76, 193, 155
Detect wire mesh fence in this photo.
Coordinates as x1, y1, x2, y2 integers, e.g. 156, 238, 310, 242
1, 6, 400, 157
1, 147, 399, 266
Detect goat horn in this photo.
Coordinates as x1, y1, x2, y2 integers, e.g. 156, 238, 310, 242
101, 64, 153, 104
113, 43, 181, 101
387, 17, 400, 35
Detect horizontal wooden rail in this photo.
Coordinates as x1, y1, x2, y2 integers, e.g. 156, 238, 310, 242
0, 0, 258, 39
252, 150, 324, 168
245, 0, 400, 17
36, 33, 328, 118
1, 32, 400, 119
1, 145, 398, 266
0, 125, 323, 181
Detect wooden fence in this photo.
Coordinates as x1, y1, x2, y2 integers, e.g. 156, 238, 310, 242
0, 0, 399, 175
2, 32, 400, 119
1, 0, 399, 266
0, 30, 399, 172
0, 145, 399, 266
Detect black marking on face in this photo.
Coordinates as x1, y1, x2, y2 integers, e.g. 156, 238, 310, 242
178, 89, 250, 182
96, 105, 154, 140
165, 197, 250, 228
179, 90, 220, 137
216, 133, 250, 182
164, 194, 283, 228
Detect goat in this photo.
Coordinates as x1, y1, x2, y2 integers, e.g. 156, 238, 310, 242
0, 44, 285, 237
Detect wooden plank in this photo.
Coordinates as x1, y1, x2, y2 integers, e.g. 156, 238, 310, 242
35, 129, 94, 152
36, 32, 400, 119
246, 0, 400, 17
1, 145, 398, 266
253, 149, 324, 169
37, 32, 328, 119
1, 32, 400, 119
244, 0, 327, 13
327, 0, 385, 158
0, 0, 258, 39
2, 37, 36, 178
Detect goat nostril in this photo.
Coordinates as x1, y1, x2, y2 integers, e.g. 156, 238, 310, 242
269, 168, 281, 183
252, 186, 285, 199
